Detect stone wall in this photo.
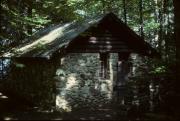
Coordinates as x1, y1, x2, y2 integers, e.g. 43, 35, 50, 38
54, 53, 118, 112
0, 53, 120, 112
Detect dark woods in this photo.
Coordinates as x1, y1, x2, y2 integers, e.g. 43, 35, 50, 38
0, 0, 180, 120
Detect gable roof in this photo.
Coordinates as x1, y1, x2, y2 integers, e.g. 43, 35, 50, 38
1, 12, 160, 59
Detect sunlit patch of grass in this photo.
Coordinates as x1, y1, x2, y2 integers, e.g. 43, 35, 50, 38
0, 92, 8, 99
1, 95, 8, 99
53, 118, 63, 120
3, 117, 13, 120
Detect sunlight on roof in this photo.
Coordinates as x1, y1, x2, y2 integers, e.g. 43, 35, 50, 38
1, 15, 103, 57
4, 23, 73, 57
18, 23, 72, 52
88, 17, 101, 25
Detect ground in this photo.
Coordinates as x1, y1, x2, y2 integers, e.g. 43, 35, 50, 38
0, 91, 178, 120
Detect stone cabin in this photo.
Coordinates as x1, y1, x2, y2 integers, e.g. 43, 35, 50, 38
0, 13, 159, 112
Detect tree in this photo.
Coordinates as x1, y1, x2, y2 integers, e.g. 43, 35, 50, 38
173, 0, 180, 81
0, 0, 179, 118
173, 0, 180, 116
123, 0, 127, 24
139, 0, 144, 38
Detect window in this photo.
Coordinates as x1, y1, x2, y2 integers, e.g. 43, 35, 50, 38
99, 53, 109, 79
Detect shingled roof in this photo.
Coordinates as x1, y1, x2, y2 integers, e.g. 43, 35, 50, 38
1, 12, 160, 59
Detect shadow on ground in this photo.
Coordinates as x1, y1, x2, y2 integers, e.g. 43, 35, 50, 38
0, 91, 179, 120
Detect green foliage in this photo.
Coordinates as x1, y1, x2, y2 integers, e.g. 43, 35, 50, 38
144, 20, 160, 32
150, 66, 166, 74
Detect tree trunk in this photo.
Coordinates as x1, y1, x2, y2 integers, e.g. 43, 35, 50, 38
173, 0, 180, 81
27, 5, 32, 35
158, 1, 163, 54
139, 0, 144, 38
123, 0, 127, 24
